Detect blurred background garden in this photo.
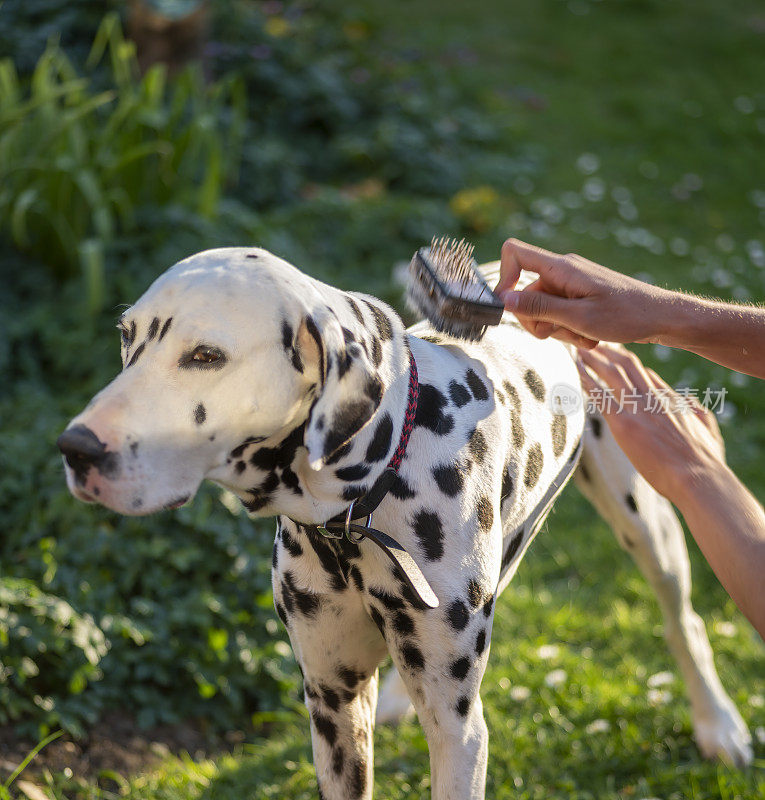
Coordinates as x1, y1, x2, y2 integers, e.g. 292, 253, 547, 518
0, 0, 763, 798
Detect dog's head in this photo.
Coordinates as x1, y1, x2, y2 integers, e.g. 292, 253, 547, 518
58, 247, 387, 515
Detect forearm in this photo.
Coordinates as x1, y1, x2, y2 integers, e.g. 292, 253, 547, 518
675, 465, 765, 638
657, 293, 765, 379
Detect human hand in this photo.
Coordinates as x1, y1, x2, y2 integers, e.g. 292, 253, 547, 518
496, 239, 676, 349
577, 343, 727, 506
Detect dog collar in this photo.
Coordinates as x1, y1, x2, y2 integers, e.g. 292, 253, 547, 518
306, 352, 439, 609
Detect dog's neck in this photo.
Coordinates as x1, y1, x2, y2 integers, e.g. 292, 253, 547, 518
213, 290, 412, 525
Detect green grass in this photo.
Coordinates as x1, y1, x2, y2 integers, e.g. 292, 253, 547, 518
9, 0, 765, 797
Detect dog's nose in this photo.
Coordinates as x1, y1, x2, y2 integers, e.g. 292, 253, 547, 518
57, 424, 107, 470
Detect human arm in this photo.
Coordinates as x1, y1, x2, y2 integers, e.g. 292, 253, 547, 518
578, 344, 765, 638
497, 238, 765, 379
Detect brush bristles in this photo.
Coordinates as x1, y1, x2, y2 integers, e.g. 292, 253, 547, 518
406, 237, 503, 341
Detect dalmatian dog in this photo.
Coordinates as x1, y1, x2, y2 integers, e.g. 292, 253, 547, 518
57, 247, 752, 799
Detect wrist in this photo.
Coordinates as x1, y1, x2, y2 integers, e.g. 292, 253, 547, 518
652, 290, 701, 348
671, 458, 737, 517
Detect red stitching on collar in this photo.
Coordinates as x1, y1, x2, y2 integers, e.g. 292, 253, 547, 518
386, 353, 419, 472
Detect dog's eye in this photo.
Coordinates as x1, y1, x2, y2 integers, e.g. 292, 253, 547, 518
180, 345, 227, 369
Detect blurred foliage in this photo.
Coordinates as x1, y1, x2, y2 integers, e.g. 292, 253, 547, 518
0, 13, 245, 310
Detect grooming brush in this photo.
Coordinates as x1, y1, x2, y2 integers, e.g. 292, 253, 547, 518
406, 236, 505, 341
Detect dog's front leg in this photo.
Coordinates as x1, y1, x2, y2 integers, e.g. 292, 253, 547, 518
379, 593, 494, 799
272, 520, 388, 799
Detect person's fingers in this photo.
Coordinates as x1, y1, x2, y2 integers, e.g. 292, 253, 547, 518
592, 343, 654, 396
501, 285, 578, 325
500, 238, 567, 281
579, 346, 635, 394
550, 328, 599, 348
497, 239, 524, 296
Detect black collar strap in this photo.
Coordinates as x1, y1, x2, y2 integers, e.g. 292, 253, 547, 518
297, 353, 441, 609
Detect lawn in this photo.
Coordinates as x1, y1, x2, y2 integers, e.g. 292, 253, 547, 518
3, 1, 764, 798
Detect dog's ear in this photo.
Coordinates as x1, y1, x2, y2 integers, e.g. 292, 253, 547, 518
299, 308, 383, 470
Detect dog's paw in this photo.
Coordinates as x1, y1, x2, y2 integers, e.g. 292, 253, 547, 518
693, 701, 753, 768
375, 667, 415, 726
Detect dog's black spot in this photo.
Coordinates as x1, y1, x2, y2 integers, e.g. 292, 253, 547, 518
501, 530, 524, 571
482, 596, 494, 618
126, 341, 145, 368
401, 642, 425, 671
259, 471, 280, 495
280, 582, 294, 614
626, 493, 638, 513
250, 424, 304, 472
283, 571, 321, 617
456, 696, 470, 717
305, 532, 347, 592
524, 443, 544, 488
365, 300, 393, 341
503, 381, 525, 447
447, 600, 469, 631
315, 414, 325, 432
341, 326, 356, 345
230, 436, 267, 459
432, 462, 464, 497
246, 253, 259, 259
130, 441, 139, 457
194, 403, 207, 425
125, 319, 136, 346
365, 412, 393, 462
342, 484, 368, 501
324, 441, 352, 466
337, 665, 363, 688
147, 317, 160, 340
415, 384, 454, 435
272, 538, 279, 569
275, 601, 288, 627
389, 473, 416, 500
524, 369, 545, 402
450, 657, 470, 681
365, 377, 383, 410
475, 629, 487, 655
448, 380, 471, 408
348, 758, 366, 799
312, 710, 337, 746
500, 468, 514, 502
324, 400, 376, 460
552, 415, 567, 458
320, 685, 340, 712
370, 337, 383, 368
465, 369, 489, 401
346, 296, 365, 324
332, 746, 345, 775
466, 578, 485, 609
468, 428, 487, 464
412, 509, 444, 561
369, 606, 386, 636
348, 566, 364, 592
234, 458, 248, 474
335, 463, 371, 482
476, 495, 493, 532
590, 415, 602, 438
281, 465, 303, 495
369, 587, 405, 612
281, 526, 304, 558
158, 317, 173, 341
392, 611, 415, 637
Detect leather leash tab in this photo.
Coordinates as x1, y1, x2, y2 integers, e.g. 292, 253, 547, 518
319, 520, 439, 609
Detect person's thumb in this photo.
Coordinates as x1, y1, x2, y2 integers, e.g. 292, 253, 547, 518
500, 288, 572, 325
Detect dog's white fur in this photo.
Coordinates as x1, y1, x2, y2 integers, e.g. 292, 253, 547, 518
59, 248, 752, 799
